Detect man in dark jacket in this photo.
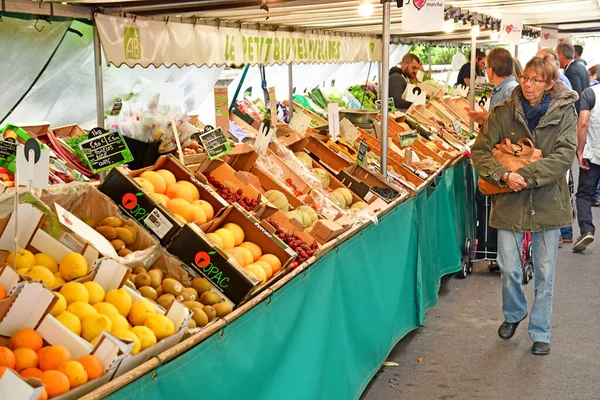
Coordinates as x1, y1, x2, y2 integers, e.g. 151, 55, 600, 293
574, 45, 587, 66
456, 50, 486, 88
557, 43, 589, 113
389, 53, 421, 111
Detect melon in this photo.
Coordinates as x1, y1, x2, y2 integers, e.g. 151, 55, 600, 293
286, 210, 312, 228
351, 201, 368, 212
425, 141, 439, 153
265, 190, 289, 211
334, 188, 353, 207
297, 206, 318, 224
295, 152, 313, 170
312, 168, 330, 190
327, 192, 346, 209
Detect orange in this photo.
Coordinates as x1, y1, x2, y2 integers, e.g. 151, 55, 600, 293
134, 177, 155, 193
10, 328, 43, 352
240, 242, 262, 262
223, 223, 244, 246
156, 169, 176, 187
14, 348, 38, 372
37, 389, 48, 400
151, 193, 169, 207
193, 200, 214, 220
167, 198, 192, 222
214, 228, 235, 250
21, 367, 44, 379
224, 248, 245, 267
140, 171, 167, 194
39, 346, 71, 371
58, 360, 88, 388
0, 284, 5, 300
77, 355, 103, 380
41, 370, 70, 398
205, 233, 224, 248
0, 366, 11, 378
165, 183, 193, 202
235, 246, 254, 266
258, 254, 282, 274
244, 264, 267, 284
189, 204, 207, 224
0, 346, 15, 368
255, 260, 273, 280
177, 180, 200, 201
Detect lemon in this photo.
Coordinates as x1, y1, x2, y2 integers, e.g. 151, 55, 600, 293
144, 314, 175, 341
59, 253, 88, 281
82, 314, 112, 342
94, 302, 120, 317
67, 301, 98, 322
59, 282, 89, 304
17, 268, 30, 276
24, 266, 55, 288
105, 288, 132, 317
53, 273, 66, 287
34, 253, 59, 273
56, 311, 82, 336
127, 301, 157, 327
108, 314, 129, 332
7, 249, 35, 269
112, 330, 141, 355
130, 326, 157, 351
50, 292, 67, 317
83, 282, 105, 305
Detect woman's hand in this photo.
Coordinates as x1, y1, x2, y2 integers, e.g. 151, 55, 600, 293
466, 108, 489, 125
502, 172, 528, 192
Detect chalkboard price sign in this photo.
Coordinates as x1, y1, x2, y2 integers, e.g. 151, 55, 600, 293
357, 139, 368, 166
0, 139, 18, 161
399, 130, 418, 147
199, 127, 232, 160
78, 130, 133, 173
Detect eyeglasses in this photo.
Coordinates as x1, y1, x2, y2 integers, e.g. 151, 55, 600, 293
519, 75, 546, 85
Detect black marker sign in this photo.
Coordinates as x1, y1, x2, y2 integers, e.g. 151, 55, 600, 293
357, 139, 368, 166
0, 140, 18, 160
79, 130, 134, 173
199, 127, 232, 160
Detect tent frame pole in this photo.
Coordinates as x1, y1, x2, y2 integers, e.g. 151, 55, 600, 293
93, 20, 105, 128
380, 0, 391, 178
288, 63, 294, 119
469, 34, 476, 135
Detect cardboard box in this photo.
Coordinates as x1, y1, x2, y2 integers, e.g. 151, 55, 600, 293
338, 164, 404, 204
0, 203, 100, 288
260, 209, 317, 248
249, 164, 306, 210
0, 369, 45, 400
224, 143, 259, 172
309, 219, 353, 245
286, 135, 353, 174
168, 204, 296, 305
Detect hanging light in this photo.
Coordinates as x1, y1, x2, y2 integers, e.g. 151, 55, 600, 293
443, 19, 455, 33
358, 1, 374, 17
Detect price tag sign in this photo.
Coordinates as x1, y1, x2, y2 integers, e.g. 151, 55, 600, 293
288, 112, 312, 136
404, 84, 426, 105
16, 139, 49, 189
357, 139, 368, 166
453, 119, 462, 135
0, 139, 18, 160
399, 130, 418, 147
340, 118, 361, 143
78, 128, 134, 173
328, 103, 341, 142
199, 127, 232, 160
268, 86, 277, 128
110, 99, 123, 116
375, 97, 396, 112
214, 87, 230, 132
254, 123, 277, 155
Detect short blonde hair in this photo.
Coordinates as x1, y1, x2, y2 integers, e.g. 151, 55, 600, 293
523, 57, 558, 83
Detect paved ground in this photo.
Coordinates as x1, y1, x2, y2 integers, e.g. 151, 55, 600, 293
361, 208, 600, 400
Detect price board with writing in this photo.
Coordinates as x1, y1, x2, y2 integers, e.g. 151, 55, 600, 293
357, 139, 368, 166
0, 140, 18, 161
199, 127, 232, 160
78, 129, 133, 173
453, 119, 462, 135
399, 130, 418, 147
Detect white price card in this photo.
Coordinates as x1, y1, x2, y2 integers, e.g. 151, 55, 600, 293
328, 103, 341, 142
340, 118, 361, 143
288, 112, 312, 136
16, 139, 49, 190
254, 123, 277, 155
144, 208, 174, 240
404, 84, 426, 105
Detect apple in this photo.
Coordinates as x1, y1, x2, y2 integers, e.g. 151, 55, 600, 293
0, 173, 10, 182
0, 167, 9, 174
4, 181, 14, 188
3, 130, 17, 141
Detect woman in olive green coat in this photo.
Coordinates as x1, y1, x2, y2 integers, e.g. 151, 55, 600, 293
472, 57, 578, 356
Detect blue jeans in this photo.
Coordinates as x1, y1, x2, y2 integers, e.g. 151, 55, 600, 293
560, 226, 573, 238
497, 229, 560, 343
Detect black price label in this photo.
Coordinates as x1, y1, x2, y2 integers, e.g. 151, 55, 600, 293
0, 140, 18, 160
199, 127, 232, 161
357, 139, 368, 166
79, 130, 133, 173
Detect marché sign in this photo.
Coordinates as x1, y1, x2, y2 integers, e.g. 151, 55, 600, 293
95, 14, 382, 67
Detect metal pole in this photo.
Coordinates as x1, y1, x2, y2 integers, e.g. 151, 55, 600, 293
93, 23, 105, 128
288, 63, 294, 119
377, 61, 382, 100
380, 0, 391, 178
428, 45, 433, 72
469, 33, 476, 135
514, 45, 519, 58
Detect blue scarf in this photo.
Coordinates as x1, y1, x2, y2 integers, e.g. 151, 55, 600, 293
520, 93, 551, 132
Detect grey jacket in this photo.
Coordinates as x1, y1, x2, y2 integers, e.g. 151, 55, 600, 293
472, 82, 578, 232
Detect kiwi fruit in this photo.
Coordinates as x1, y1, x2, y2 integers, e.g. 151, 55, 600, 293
188, 319, 197, 329
83, 218, 97, 229
180, 291, 190, 302
183, 287, 198, 301
157, 294, 176, 309
191, 277, 212, 295
164, 273, 178, 280
149, 269, 164, 281
191, 307, 209, 327
199, 291, 221, 306
156, 285, 163, 297
213, 302, 233, 318
162, 278, 184, 296
139, 286, 158, 301
129, 273, 137, 282
115, 227, 135, 246
182, 301, 204, 309
110, 239, 126, 251
148, 270, 162, 289
101, 216, 123, 227
118, 248, 132, 257
202, 305, 217, 322
96, 226, 117, 241
135, 273, 151, 288
123, 225, 138, 243
133, 266, 147, 275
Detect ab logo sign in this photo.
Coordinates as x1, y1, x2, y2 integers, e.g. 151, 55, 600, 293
124, 27, 141, 60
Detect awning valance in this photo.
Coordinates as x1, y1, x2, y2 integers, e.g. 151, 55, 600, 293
95, 14, 383, 68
